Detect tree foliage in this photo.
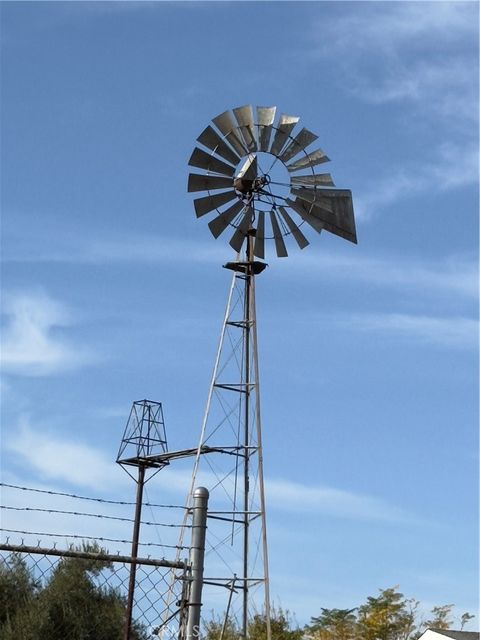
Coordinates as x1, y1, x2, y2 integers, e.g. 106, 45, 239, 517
307, 586, 475, 640
424, 606, 455, 631
0, 545, 147, 640
204, 606, 302, 640
307, 608, 357, 640
356, 586, 418, 640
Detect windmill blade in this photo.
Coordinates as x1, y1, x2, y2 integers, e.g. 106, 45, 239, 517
197, 126, 241, 166
286, 198, 324, 233
188, 173, 233, 193
279, 128, 319, 164
188, 147, 236, 177
253, 211, 265, 259
229, 207, 253, 252
212, 109, 248, 157
233, 105, 257, 152
287, 148, 330, 172
270, 210, 288, 257
208, 201, 245, 238
270, 114, 300, 156
291, 173, 335, 187
194, 190, 238, 218
278, 206, 309, 249
256, 106, 276, 152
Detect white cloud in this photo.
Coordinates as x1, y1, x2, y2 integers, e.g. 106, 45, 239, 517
354, 142, 478, 220
4, 418, 193, 495
266, 477, 417, 524
339, 312, 478, 350
3, 220, 477, 301
4, 420, 419, 525
324, 2, 474, 53
2, 232, 227, 266
310, 2, 478, 125
1, 291, 96, 376
5, 417, 125, 489
280, 250, 478, 300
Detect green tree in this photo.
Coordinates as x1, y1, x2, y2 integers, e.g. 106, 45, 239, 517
307, 608, 357, 640
204, 615, 241, 640
249, 608, 303, 640
0, 554, 39, 629
356, 587, 418, 640
204, 607, 302, 640
424, 605, 454, 631
460, 613, 475, 631
0, 545, 147, 640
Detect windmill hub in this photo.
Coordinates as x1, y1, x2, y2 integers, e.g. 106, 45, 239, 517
233, 172, 270, 197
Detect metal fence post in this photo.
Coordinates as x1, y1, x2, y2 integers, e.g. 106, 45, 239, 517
186, 487, 209, 640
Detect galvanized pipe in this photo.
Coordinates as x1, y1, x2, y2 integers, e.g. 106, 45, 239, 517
186, 486, 209, 640
124, 464, 146, 640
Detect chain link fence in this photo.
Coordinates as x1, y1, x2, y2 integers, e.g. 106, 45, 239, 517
0, 542, 189, 640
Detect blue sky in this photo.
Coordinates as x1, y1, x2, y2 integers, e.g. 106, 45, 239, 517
1, 0, 478, 629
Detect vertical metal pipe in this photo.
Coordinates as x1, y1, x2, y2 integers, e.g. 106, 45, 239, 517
242, 234, 253, 639
124, 464, 146, 640
186, 486, 209, 640
251, 276, 271, 640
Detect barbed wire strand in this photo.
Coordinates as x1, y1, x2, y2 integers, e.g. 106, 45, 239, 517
0, 482, 184, 509
0, 505, 190, 528
0, 528, 187, 549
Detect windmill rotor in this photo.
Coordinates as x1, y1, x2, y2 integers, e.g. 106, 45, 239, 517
188, 104, 357, 258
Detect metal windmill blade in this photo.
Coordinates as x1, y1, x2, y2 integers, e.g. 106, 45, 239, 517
197, 126, 241, 166
233, 105, 257, 152
188, 147, 236, 177
256, 106, 276, 152
188, 104, 357, 257
269, 114, 300, 156
279, 128, 318, 164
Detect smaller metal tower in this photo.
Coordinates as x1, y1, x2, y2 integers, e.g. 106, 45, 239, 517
117, 399, 169, 640
117, 399, 168, 477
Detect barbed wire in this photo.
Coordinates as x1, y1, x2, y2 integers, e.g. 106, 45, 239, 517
0, 528, 187, 550
0, 505, 190, 528
0, 482, 184, 509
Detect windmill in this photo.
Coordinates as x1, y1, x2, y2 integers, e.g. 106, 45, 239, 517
173, 105, 356, 640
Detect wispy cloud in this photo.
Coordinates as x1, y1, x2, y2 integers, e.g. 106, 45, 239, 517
1, 231, 226, 266
3, 221, 477, 301
354, 142, 478, 221
310, 2, 478, 126
1, 291, 96, 376
304, 2, 478, 218
266, 477, 418, 525
4, 421, 420, 526
5, 417, 124, 489
4, 418, 192, 495
336, 312, 478, 350
280, 250, 478, 300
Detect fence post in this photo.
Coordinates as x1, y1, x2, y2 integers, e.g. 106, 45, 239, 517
186, 487, 209, 640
